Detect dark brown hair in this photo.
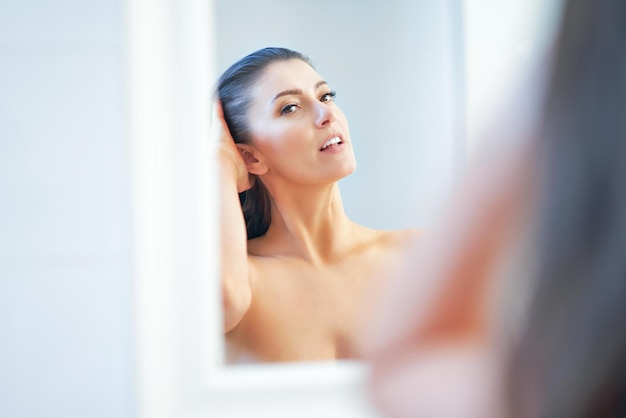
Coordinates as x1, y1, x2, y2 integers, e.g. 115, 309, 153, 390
217, 47, 312, 239
508, 0, 626, 416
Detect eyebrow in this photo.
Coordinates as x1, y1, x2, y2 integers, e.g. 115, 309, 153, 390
271, 80, 329, 103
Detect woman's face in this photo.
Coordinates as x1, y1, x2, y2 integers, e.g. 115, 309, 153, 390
245, 59, 356, 186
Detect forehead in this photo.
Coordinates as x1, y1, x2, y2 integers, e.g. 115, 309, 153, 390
251, 59, 324, 102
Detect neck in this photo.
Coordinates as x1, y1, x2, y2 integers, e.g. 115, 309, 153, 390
260, 180, 357, 265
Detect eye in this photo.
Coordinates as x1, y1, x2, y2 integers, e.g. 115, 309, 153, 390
280, 104, 299, 115
320, 91, 337, 103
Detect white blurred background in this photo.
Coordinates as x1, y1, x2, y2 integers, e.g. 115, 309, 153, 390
0, 1, 135, 417
0, 0, 560, 417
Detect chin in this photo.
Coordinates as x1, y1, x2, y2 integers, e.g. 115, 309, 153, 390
336, 159, 357, 180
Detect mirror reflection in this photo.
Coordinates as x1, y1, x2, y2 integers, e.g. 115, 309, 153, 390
214, 0, 460, 364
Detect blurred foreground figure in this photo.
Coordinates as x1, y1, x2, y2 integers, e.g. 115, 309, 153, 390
363, 0, 626, 416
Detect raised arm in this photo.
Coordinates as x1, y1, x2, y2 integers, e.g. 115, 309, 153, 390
212, 101, 254, 333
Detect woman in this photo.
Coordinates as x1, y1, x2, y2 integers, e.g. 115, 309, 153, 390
214, 47, 416, 363
365, 0, 626, 416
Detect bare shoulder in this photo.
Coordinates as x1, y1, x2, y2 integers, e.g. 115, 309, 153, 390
370, 227, 422, 251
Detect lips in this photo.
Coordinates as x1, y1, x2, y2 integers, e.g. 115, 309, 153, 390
320, 134, 344, 151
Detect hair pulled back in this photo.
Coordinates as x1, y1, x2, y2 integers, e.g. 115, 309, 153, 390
217, 47, 312, 239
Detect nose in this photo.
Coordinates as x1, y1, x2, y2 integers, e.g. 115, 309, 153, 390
314, 102, 337, 128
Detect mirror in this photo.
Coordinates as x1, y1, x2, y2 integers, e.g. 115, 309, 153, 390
127, 0, 564, 415
214, 0, 465, 364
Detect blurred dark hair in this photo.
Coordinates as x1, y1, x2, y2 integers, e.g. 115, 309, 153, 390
217, 47, 312, 239
509, 0, 626, 417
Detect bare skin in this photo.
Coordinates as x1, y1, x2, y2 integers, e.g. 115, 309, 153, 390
216, 59, 417, 363
227, 226, 414, 363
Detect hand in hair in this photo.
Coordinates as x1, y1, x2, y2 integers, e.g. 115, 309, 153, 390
212, 100, 254, 193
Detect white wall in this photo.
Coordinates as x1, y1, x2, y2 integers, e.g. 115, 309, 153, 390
215, 0, 463, 230
0, 1, 135, 417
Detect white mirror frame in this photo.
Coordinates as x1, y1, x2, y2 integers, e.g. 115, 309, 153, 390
127, 0, 466, 416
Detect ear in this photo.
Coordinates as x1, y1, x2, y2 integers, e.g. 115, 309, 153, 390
236, 144, 269, 176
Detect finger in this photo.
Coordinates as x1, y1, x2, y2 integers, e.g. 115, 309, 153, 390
211, 100, 222, 127
211, 99, 233, 138
210, 102, 228, 140
209, 108, 222, 140
214, 99, 225, 119
213, 99, 229, 128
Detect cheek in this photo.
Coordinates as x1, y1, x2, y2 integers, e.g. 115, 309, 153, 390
248, 133, 299, 177
253, 124, 309, 155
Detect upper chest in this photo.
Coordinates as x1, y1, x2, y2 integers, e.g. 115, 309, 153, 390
250, 256, 375, 329
226, 251, 396, 362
